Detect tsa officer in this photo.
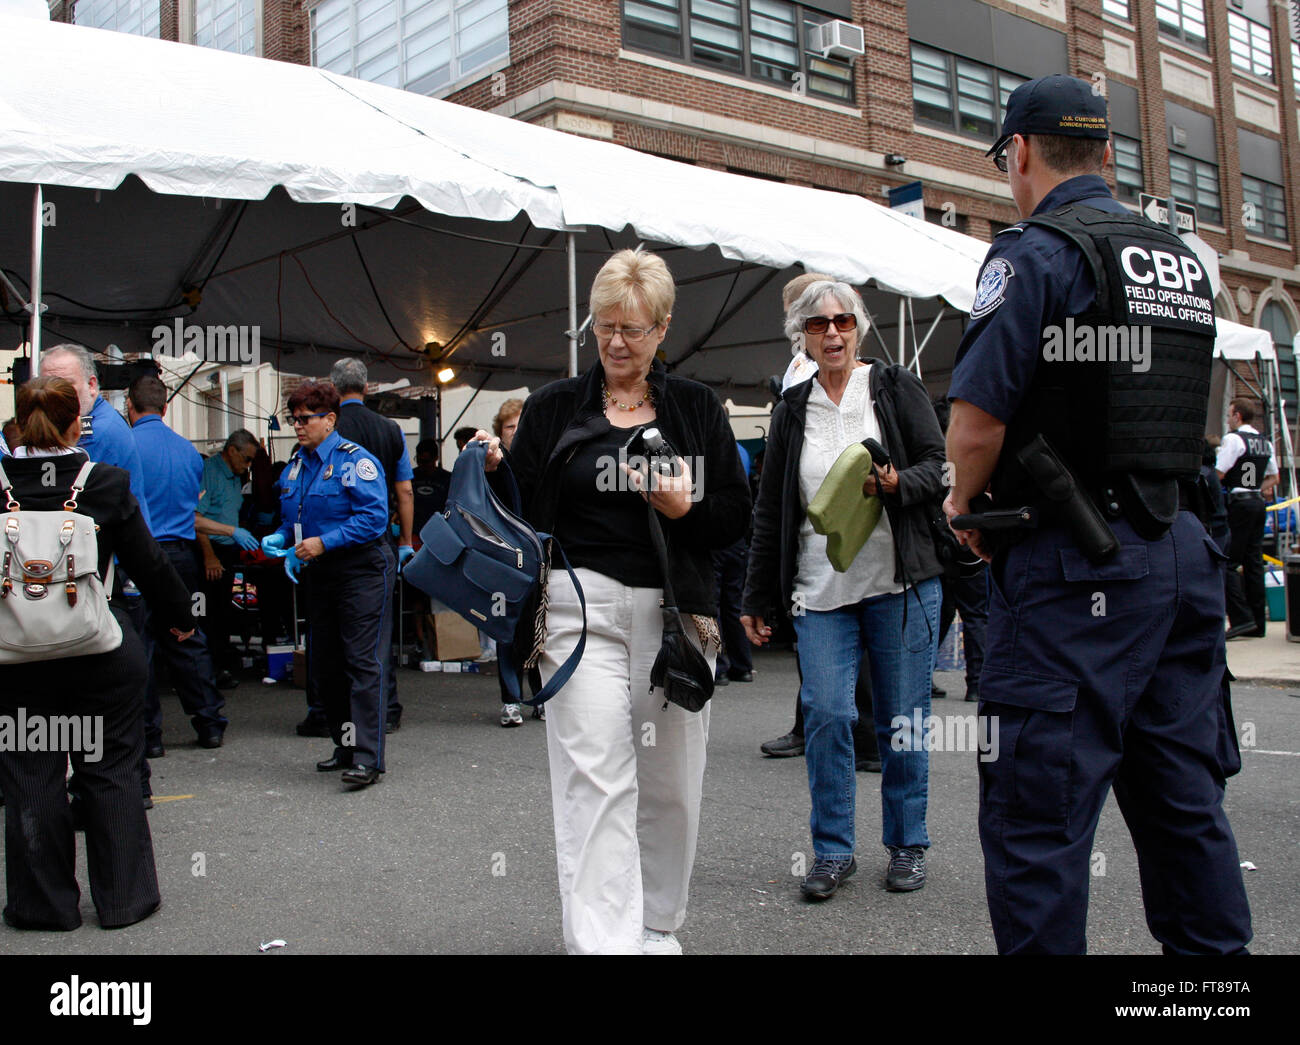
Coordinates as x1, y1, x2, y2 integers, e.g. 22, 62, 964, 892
1217, 397, 1278, 638
262, 380, 394, 790
943, 75, 1251, 954
127, 375, 229, 752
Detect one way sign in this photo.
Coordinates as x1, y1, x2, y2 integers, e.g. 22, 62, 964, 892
1139, 192, 1198, 235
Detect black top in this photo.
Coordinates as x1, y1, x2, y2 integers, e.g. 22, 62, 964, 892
555, 422, 659, 588
412, 467, 452, 536
0, 452, 195, 633
334, 400, 407, 513
503, 360, 751, 617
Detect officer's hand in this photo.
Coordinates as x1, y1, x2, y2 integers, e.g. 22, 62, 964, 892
284, 553, 304, 584
232, 527, 260, 552
397, 544, 415, 573
943, 493, 992, 564
472, 430, 503, 472
169, 627, 196, 642
294, 537, 326, 563
862, 464, 898, 498
741, 614, 771, 647
261, 533, 286, 557
203, 555, 223, 581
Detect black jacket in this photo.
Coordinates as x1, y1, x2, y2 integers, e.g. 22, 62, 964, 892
0, 452, 195, 632
742, 361, 945, 620
504, 360, 752, 617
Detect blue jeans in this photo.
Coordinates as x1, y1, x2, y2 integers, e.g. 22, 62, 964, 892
793, 576, 941, 857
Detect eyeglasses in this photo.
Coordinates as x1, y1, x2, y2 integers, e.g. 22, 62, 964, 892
592, 322, 659, 344
993, 150, 1009, 173
802, 313, 858, 335
287, 412, 329, 427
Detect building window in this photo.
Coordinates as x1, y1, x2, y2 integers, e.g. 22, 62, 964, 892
911, 43, 1024, 145
72, 0, 160, 37
1291, 40, 1300, 97
1242, 175, 1288, 241
311, 0, 509, 95
1168, 152, 1221, 224
1155, 0, 1206, 51
1113, 134, 1143, 202
195, 0, 258, 55
1228, 11, 1273, 81
1102, 0, 1129, 20
1261, 301, 1297, 436
621, 1, 855, 103
924, 206, 967, 234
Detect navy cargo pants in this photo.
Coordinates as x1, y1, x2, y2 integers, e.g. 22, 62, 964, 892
978, 510, 1252, 954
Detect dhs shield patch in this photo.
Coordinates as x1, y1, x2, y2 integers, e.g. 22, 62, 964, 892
971, 258, 1014, 319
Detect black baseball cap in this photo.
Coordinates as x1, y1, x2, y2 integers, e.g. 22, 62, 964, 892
986, 74, 1110, 159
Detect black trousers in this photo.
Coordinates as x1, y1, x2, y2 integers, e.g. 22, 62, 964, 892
712, 539, 753, 677
0, 607, 161, 930
792, 647, 878, 760
1225, 494, 1266, 630
307, 541, 396, 770
143, 541, 227, 743
201, 542, 241, 672
937, 568, 989, 699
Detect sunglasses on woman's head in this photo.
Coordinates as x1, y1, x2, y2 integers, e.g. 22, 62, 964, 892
803, 313, 858, 335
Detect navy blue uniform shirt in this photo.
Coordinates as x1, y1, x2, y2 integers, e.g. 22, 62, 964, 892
949, 175, 1128, 423
275, 429, 389, 551
130, 413, 204, 542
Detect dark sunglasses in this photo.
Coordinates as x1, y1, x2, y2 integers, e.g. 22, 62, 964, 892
803, 313, 858, 335
287, 411, 329, 427
993, 150, 1009, 173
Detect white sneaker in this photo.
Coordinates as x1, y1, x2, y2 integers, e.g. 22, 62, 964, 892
641, 928, 682, 955
500, 703, 523, 727
476, 649, 498, 663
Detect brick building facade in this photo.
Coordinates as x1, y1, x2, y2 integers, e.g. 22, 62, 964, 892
56, 0, 1300, 445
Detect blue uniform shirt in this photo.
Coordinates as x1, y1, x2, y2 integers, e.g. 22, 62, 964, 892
131, 413, 203, 541
949, 175, 1129, 424
198, 451, 246, 546
80, 394, 152, 531
276, 430, 389, 551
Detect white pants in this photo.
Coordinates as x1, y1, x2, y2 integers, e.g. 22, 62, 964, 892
539, 566, 712, 955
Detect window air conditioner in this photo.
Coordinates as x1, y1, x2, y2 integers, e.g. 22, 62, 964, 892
809, 20, 865, 60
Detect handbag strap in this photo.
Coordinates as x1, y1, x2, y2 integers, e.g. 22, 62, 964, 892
499, 541, 587, 707
645, 499, 677, 607
460, 440, 524, 516
0, 458, 17, 510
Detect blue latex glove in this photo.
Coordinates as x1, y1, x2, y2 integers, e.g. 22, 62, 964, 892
284, 552, 304, 584
233, 527, 260, 552
261, 533, 286, 557
397, 544, 415, 573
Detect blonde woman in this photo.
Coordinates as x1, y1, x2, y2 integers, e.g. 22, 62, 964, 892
478, 249, 751, 954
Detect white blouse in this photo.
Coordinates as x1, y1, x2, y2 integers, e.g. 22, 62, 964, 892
794, 365, 903, 612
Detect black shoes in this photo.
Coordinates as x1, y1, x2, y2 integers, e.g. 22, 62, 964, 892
1225, 623, 1266, 639
145, 741, 166, 759
727, 669, 754, 683
713, 675, 729, 687
316, 755, 352, 772
801, 856, 856, 901
931, 681, 947, 699
196, 728, 223, 749
760, 732, 806, 757
215, 671, 240, 690
385, 718, 401, 734
341, 765, 382, 789
965, 688, 979, 703
296, 717, 331, 738
855, 756, 882, 773
886, 846, 927, 892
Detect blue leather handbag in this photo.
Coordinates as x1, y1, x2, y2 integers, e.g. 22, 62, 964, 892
403, 441, 586, 706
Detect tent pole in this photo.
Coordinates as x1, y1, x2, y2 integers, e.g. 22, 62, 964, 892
30, 184, 44, 370
897, 297, 905, 366
913, 305, 946, 373
567, 232, 578, 378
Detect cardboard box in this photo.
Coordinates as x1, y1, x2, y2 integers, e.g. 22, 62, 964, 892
430, 612, 482, 662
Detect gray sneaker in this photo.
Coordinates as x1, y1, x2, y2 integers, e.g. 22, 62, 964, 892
885, 846, 927, 892
500, 703, 524, 727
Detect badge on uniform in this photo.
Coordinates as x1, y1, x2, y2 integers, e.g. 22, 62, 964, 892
971, 258, 1014, 320
288, 459, 302, 481
323, 464, 334, 480
356, 459, 378, 482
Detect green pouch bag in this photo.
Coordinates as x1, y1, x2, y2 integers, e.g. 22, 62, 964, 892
807, 442, 883, 572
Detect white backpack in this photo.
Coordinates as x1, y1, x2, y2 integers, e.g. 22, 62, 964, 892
0, 459, 123, 663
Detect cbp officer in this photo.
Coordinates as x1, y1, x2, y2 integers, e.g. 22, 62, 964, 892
262, 381, 394, 789
1217, 398, 1278, 638
327, 358, 414, 734
943, 75, 1252, 954
127, 375, 228, 751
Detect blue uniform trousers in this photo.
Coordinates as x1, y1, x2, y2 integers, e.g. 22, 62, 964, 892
978, 511, 1252, 954
306, 540, 395, 771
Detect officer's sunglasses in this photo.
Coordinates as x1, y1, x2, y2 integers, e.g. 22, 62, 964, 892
993, 150, 1009, 173
802, 313, 858, 335
286, 412, 329, 427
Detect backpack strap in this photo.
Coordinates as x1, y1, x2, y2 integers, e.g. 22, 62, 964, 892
65, 461, 95, 511
498, 541, 587, 708
0, 459, 18, 511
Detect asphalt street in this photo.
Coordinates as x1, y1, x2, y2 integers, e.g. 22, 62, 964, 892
0, 649, 1295, 955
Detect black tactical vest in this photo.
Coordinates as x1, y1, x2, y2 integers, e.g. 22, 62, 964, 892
991, 204, 1217, 510
1222, 429, 1273, 490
